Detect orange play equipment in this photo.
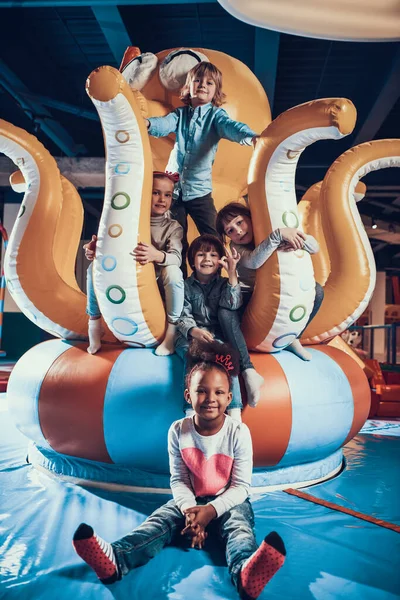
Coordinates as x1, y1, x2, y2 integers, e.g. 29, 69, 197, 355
366, 359, 400, 418
5, 46, 398, 491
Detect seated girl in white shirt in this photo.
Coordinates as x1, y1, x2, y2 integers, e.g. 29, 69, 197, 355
72, 339, 286, 600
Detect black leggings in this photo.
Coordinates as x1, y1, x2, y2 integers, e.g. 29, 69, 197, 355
171, 192, 218, 277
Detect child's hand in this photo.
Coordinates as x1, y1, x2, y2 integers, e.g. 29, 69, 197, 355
279, 227, 306, 250
191, 528, 208, 549
279, 243, 296, 253
183, 504, 217, 530
181, 515, 208, 549
83, 235, 97, 261
219, 247, 240, 286
190, 327, 214, 343
131, 242, 164, 265
218, 246, 240, 276
185, 512, 197, 529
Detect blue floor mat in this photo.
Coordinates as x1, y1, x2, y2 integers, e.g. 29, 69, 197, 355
1, 395, 399, 600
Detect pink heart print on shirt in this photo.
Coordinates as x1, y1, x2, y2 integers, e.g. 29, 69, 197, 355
182, 448, 233, 496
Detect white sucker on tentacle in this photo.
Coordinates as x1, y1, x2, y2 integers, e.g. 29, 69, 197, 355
242, 98, 357, 352
86, 67, 166, 347
302, 139, 400, 343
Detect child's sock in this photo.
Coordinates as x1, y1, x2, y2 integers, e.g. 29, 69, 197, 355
239, 531, 286, 600
242, 368, 264, 408
87, 318, 103, 355
227, 408, 242, 422
155, 323, 176, 356
185, 408, 196, 418
286, 338, 312, 361
72, 523, 120, 585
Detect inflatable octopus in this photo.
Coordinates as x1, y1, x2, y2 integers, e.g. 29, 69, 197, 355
1, 47, 400, 492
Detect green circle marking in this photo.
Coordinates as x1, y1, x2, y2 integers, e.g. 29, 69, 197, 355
289, 305, 306, 322
282, 211, 299, 228
111, 192, 130, 210
106, 285, 126, 304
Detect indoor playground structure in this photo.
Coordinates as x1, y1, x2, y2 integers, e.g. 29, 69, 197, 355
1, 43, 400, 600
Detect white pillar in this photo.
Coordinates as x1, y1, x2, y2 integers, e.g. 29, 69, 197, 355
369, 271, 386, 361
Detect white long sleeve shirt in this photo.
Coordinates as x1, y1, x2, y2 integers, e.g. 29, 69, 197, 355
168, 415, 253, 518
231, 229, 319, 290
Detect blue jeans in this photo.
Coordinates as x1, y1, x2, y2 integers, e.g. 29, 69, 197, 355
300, 282, 324, 336
156, 264, 184, 324
112, 497, 257, 590
86, 262, 184, 325
218, 307, 254, 372
175, 338, 243, 411
86, 262, 101, 318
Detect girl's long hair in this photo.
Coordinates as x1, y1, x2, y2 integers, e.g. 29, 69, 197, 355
216, 202, 251, 241
180, 62, 226, 107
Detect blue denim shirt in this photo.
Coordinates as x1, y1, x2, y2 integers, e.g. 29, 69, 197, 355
148, 104, 257, 202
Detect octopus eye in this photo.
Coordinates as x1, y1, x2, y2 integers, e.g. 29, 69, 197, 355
159, 48, 209, 91
121, 52, 158, 90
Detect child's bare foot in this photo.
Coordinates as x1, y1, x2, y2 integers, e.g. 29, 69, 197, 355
227, 408, 242, 422
286, 338, 312, 361
155, 323, 176, 356
87, 318, 103, 355
242, 368, 264, 408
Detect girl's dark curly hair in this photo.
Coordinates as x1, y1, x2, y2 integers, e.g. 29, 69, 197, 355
185, 339, 239, 391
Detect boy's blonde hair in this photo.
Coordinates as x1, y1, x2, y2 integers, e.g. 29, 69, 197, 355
180, 62, 226, 107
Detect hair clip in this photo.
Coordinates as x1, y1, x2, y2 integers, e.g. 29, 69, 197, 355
153, 171, 180, 184
165, 171, 180, 183
216, 354, 234, 372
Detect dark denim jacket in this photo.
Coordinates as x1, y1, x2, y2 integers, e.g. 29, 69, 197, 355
176, 274, 242, 339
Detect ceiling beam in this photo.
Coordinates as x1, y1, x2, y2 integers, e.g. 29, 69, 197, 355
18, 91, 98, 121
0, 59, 86, 157
0, 0, 217, 6
365, 199, 400, 213
254, 28, 280, 114
91, 5, 131, 66
0, 156, 104, 188
372, 242, 389, 254
82, 199, 101, 218
353, 47, 400, 145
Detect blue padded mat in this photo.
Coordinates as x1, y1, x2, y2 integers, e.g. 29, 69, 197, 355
1, 395, 399, 600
